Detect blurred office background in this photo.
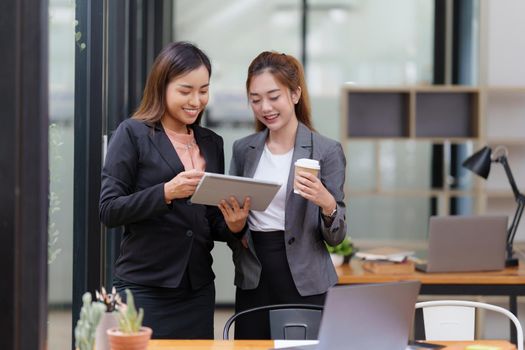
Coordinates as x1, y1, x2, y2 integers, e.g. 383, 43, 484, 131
45, 0, 525, 348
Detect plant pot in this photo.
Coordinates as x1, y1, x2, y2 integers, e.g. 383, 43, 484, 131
95, 312, 118, 350
343, 251, 355, 264
107, 326, 152, 350
330, 253, 344, 267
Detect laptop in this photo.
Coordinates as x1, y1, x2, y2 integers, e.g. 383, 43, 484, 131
416, 215, 508, 273
272, 281, 423, 350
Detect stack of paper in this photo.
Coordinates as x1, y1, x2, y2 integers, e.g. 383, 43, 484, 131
355, 247, 415, 262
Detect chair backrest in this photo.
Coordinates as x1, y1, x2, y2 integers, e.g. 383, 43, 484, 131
415, 300, 524, 350
222, 304, 323, 340
269, 307, 322, 340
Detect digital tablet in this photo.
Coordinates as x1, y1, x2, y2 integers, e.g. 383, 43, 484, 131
190, 173, 282, 211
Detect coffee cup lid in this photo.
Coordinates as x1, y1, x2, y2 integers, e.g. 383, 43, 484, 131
295, 158, 320, 169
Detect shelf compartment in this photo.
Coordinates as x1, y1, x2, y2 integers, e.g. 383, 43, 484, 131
415, 91, 479, 138
379, 140, 434, 191
345, 141, 377, 192
346, 92, 410, 137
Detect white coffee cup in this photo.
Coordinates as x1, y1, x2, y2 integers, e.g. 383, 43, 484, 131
294, 158, 320, 194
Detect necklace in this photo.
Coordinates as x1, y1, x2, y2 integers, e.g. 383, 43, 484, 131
172, 139, 196, 152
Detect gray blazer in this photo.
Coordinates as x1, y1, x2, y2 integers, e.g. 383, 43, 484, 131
227, 122, 347, 296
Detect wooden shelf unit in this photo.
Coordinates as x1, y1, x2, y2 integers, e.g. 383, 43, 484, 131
340, 84, 525, 241
342, 85, 481, 140
340, 85, 483, 241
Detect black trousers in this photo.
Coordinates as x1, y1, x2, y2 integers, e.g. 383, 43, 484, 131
234, 230, 326, 339
113, 272, 215, 339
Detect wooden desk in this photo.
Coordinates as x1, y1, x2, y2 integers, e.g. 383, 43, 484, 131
148, 339, 516, 350
337, 260, 525, 344
148, 340, 273, 349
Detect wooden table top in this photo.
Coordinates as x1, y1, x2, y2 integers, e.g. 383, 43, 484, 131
336, 259, 525, 285
147, 339, 516, 350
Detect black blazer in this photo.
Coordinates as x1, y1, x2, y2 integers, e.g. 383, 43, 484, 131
99, 118, 233, 289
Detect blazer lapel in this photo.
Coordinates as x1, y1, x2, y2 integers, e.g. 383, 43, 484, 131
243, 129, 268, 177
148, 122, 185, 176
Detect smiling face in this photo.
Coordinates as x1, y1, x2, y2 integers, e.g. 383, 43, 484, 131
162, 65, 210, 133
248, 70, 300, 133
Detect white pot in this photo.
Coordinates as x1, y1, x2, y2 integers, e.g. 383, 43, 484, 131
95, 312, 118, 350
330, 253, 344, 267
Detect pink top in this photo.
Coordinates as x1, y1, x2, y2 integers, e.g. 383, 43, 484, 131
164, 127, 206, 171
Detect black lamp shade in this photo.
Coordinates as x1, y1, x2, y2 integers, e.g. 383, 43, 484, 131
462, 146, 492, 179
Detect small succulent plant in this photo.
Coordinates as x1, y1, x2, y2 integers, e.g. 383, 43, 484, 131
74, 292, 106, 350
117, 289, 144, 334
95, 286, 121, 312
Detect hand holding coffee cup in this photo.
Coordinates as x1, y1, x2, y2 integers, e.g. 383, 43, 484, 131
294, 158, 320, 194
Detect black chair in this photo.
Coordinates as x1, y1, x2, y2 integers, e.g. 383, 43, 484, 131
222, 304, 323, 340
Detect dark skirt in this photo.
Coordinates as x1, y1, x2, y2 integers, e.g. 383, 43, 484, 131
113, 274, 215, 339
234, 230, 326, 339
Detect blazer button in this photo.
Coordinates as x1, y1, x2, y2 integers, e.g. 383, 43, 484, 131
288, 237, 295, 245
186, 230, 193, 237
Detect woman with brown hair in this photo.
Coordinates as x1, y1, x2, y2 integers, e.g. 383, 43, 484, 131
220, 51, 347, 339
99, 41, 248, 339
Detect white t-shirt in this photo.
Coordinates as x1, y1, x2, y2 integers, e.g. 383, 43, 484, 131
248, 145, 293, 231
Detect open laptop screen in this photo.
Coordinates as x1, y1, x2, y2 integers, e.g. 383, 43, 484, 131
417, 215, 507, 273
273, 281, 421, 350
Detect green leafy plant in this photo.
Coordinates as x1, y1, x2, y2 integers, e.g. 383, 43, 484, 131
117, 289, 144, 333
326, 236, 353, 256
74, 292, 106, 350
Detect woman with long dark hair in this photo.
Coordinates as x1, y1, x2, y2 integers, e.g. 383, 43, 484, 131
99, 41, 248, 339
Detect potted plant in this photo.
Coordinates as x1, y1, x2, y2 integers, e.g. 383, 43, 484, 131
107, 289, 152, 350
95, 286, 121, 350
74, 292, 106, 350
326, 236, 354, 267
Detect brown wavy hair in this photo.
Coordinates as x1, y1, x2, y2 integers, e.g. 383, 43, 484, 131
132, 41, 211, 125
246, 51, 314, 132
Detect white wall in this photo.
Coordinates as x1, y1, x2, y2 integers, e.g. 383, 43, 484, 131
486, 0, 525, 85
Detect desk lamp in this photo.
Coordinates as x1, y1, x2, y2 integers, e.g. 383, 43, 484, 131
462, 146, 524, 267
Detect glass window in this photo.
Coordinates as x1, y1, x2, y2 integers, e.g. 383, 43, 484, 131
307, 0, 434, 139
48, 0, 75, 348
174, 0, 302, 164
347, 195, 432, 241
